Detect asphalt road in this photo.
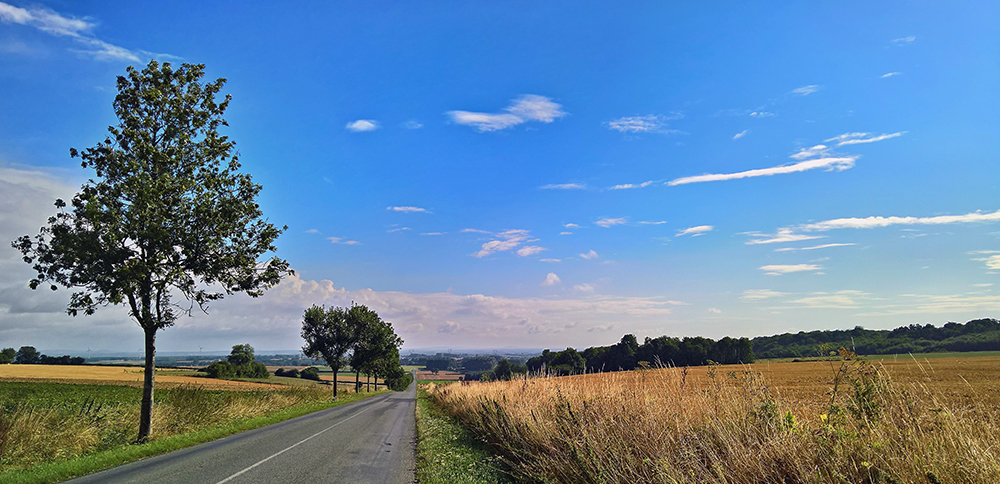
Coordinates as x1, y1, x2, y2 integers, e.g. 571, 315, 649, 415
69, 378, 416, 484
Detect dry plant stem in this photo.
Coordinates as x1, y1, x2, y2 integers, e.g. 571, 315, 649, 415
428, 359, 1000, 484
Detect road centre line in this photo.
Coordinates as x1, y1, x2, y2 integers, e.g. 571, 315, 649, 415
215, 400, 379, 484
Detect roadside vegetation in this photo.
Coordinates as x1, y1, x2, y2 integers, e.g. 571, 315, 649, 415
0, 380, 379, 482
415, 386, 515, 484
427, 350, 1000, 483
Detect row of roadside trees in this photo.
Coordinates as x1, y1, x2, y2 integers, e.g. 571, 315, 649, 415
0, 346, 85, 365
301, 303, 410, 396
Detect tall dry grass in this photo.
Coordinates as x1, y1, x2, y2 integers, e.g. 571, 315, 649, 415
428, 352, 1000, 483
0, 384, 334, 472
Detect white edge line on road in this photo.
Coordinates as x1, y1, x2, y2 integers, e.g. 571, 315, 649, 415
215, 401, 378, 484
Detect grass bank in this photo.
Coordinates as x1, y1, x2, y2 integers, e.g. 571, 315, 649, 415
415, 387, 514, 484
0, 381, 384, 483
427, 352, 1000, 483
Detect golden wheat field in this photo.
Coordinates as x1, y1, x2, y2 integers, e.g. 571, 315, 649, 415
0, 364, 284, 390
428, 354, 1000, 484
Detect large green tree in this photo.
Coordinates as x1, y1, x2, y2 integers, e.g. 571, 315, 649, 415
301, 304, 357, 397
349, 306, 403, 392
12, 60, 291, 442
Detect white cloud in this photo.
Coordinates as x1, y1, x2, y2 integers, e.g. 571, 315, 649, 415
798, 209, 1000, 232
750, 111, 775, 118
740, 289, 786, 301
605, 114, 682, 134
676, 225, 713, 237
789, 290, 868, 309
579, 250, 599, 260
345, 119, 380, 132
974, 254, 1000, 271
609, 181, 654, 190
707, 308, 721, 314
420, 232, 443, 236
541, 273, 561, 287
826, 132, 905, 146
881, 72, 902, 78
517, 246, 547, 257
892, 36, 916, 44
638, 220, 667, 225
327, 237, 360, 245
774, 243, 857, 252
447, 95, 565, 132
792, 85, 821, 96
461, 228, 492, 234
402, 120, 423, 129
789, 144, 830, 161
0, 2, 141, 61
474, 229, 533, 258
560, 232, 572, 235
305, 229, 319, 234
732, 130, 749, 140
573, 283, 595, 293
745, 229, 824, 245
595, 217, 627, 228
387, 206, 428, 213
540, 183, 585, 190
857, 293, 1000, 317
563, 223, 580, 228
438, 321, 461, 333
668, 157, 856, 186
540, 258, 561, 263
759, 264, 822, 275
972, 283, 994, 287
387, 227, 410, 233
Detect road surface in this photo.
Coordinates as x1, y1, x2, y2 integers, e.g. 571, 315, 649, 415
69, 377, 416, 484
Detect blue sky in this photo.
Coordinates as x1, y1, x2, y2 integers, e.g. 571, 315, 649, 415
1, 1, 998, 352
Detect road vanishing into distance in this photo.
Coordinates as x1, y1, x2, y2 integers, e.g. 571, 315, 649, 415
70, 378, 416, 484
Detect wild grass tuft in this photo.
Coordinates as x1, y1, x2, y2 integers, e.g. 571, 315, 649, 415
428, 351, 1000, 483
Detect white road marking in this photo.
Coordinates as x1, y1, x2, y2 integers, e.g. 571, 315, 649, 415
215, 403, 377, 484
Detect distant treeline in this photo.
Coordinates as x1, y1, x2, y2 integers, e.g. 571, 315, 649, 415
751, 318, 1000, 359
0, 346, 85, 365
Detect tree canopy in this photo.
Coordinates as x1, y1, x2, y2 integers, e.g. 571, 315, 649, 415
12, 60, 290, 442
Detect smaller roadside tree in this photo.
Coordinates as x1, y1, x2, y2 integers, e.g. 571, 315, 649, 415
0, 348, 15, 364
301, 305, 358, 397
15, 346, 41, 364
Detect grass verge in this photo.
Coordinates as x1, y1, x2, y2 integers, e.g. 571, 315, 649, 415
0, 390, 385, 484
415, 387, 514, 484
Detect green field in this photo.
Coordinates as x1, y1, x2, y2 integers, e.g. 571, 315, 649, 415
0, 380, 381, 483
759, 349, 1000, 363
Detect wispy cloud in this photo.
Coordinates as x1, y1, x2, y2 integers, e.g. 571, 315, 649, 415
595, 217, 627, 228
741, 289, 786, 301
540, 183, 586, 190
402, 120, 423, 129
387, 206, 428, 213
826, 132, 905, 146
791, 85, 821, 96
880, 72, 902, 78
0, 1, 143, 61
574, 283, 595, 293
609, 181, 654, 190
605, 113, 682, 134
563, 223, 580, 229
638, 220, 667, 225
790, 290, 868, 308
733, 130, 749, 140
447, 95, 565, 132
540, 258, 561, 263
461, 228, 491, 234
745, 229, 824, 245
328, 237, 360, 245
345, 119, 380, 132
798, 209, 1000, 232
751, 111, 775, 118
541, 273, 561, 287
774, 243, 857, 252
579, 250, 599, 260
517, 246, 547, 257
676, 225, 713, 237
789, 145, 830, 161
474, 229, 536, 258
759, 264, 822, 275
420, 232, 443, 236
971, 252, 1000, 270
708, 308, 722, 314
305, 229, 319, 234
892, 36, 916, 45
668, 157, 856, 186
387, 227, 410, 233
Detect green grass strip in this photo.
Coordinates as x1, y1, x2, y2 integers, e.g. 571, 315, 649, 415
415, 388, 515, 484
1, 391, 387, 484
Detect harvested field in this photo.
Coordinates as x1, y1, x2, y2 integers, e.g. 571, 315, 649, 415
0, 364, 283, 390
429, 354, 1000, 483
415, 370, 464, 381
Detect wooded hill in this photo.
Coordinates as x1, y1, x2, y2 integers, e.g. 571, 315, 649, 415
751, 318, 1000, 359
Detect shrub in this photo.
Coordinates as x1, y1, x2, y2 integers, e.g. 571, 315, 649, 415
300, 367, 321, 381
204, 361, 235, 379
275, 368, 300, 378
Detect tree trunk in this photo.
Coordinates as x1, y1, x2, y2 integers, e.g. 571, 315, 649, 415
355, 370, 360, 393
331, 364, 339, 397
367, 374, 370, 392
137, 327, 156, 443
